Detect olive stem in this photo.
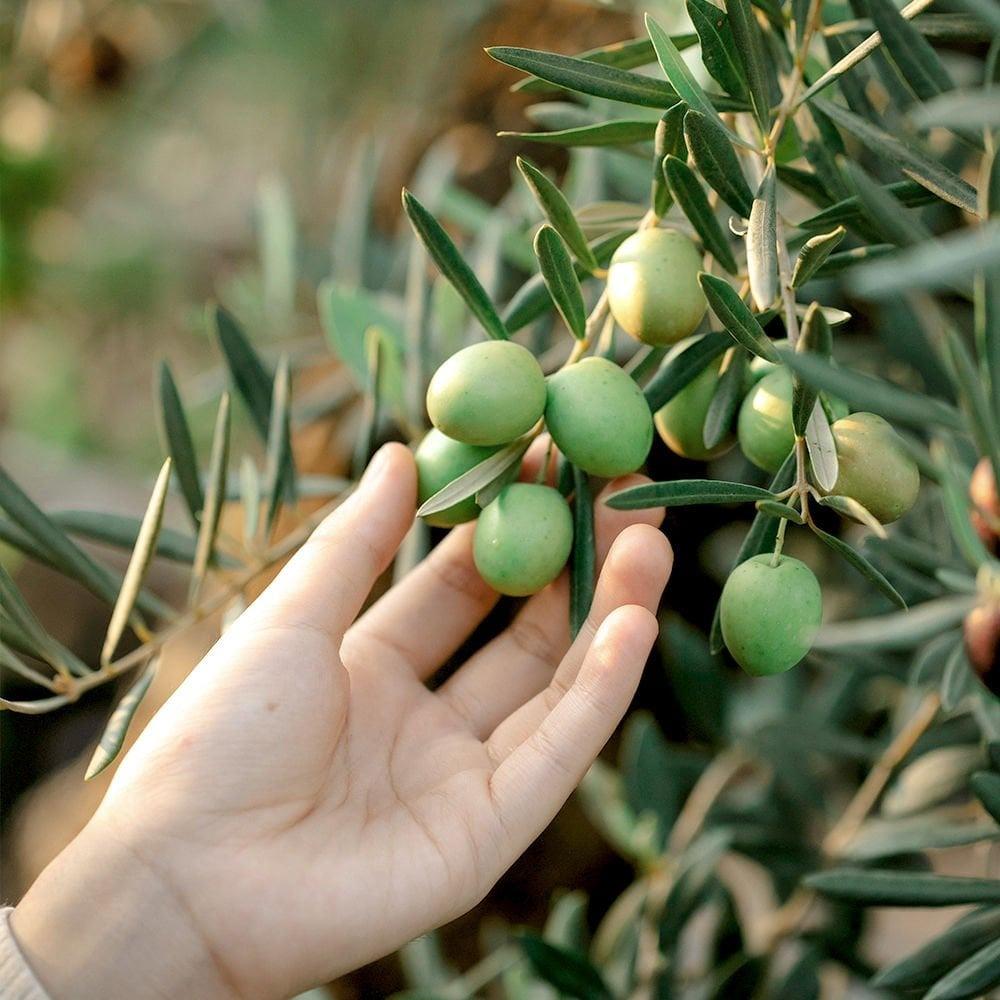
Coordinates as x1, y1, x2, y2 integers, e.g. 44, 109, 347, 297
770, 517, 789, 566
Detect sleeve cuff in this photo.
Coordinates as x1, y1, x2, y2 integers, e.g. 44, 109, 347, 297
0, 908, 50, 1000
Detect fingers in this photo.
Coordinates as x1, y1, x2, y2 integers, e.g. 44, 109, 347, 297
438, 481, 668, 738
343, 522, 498, 678
484, 524, 671, 756
242, 444, 417, 642
487, 605, 657, 854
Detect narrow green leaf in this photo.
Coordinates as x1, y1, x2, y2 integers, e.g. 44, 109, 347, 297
811, 525, 906, 608
664, 157, 738, 273
699, 273, 779, 361
819, 494, 887, 538
401, 189, 508, 341
85, 657, 158, 780
874, 907, 1000, 990
212, 304, 272, 440
811, 98, 980, 215
570, 467, 595, 638
487, 46, 679, 109
704, 349, 747, 449
868, 0, 953, 101
814, 595, 969, 651
972, 771, 1000, 823
915, 87, 1000, 130
643, 330, 732, 410
255, 174, 296, 321
101, 459, 172, 666
798, 179, 936, 229
924, 937, 1000, 1000
846, 816, 1000, 861
791, 226, 847, 287
418, 438, 530, 519
792, 303, 827, 435
686, 0, 748, 101
652, 103, 687, 218
519, 934, 611, 1000
500, 120, 658, 147
811, 244, 895, 278
684, 109, 754, 217
264, 355, 293, 536
240, 456, 260, 547
156, 362, 203, 529
189, 393, 231, 606
941, 641, 975, 711
534, 225, 587, 339
646, 15, 749, 148
778, 349, 964, 429
746, 164, 778, 311
805, 400, 839, 492
606, 479, 775, 509
756, 499, 805, 522
517, 158, 598, 270
726, 0, 773, 129
804, 869, 1000, 906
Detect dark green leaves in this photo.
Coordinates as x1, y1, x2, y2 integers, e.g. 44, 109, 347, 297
643, 330, 731, 410
264, 354, 294, 536
664, 156, 737, 272
510, 36, 661, 94
972, 771, 1000, 823
518, 934, 611, 1000
607, 480, 776, 509
726, 0, 773, 129
501, 120, 658, 147
804, 869, 1000, 906
704, 349, 748, 449
811, 98, 980, 215
517, 157, 598, 270
401, 189, 508, 341
487, 46, 679, 109
683, 110, 754, 217
156, 362, 203, 528
417, 438, 529, 519
868, 0, 953, 101
746, 164, 778, 311
924, 937, 1000, 1000
792, 303, 828, 435
791, 226, 847, 287
699, 273, 779, 361
85, 657, 158, 780
686, 0, 747, 101
811, 525, 906, 608
570, 467, 595, 638
534, 225, 587, 339
212, 304, 272, 439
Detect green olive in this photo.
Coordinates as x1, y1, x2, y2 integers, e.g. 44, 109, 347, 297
828, 412, 919, 524
427, 340, 546, 446
544, 357, 653, 477
720, 554, 822, 676
415, 429, 513, 528
737, 367, 795, 473
654, 347, 733, 460
606, 228, 706, 346
473, 483, 573, 596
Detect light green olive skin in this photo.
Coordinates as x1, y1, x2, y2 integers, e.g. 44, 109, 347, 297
473, 484, 573, 596
655, 353, 733, 460
415, 430, 510, 528
720, 554, 822, 676
738, 367, 795, 473
544, 357, 653, 477
607, 229, 707, 346
829, 412, 920, 524
426, 340, 546, 446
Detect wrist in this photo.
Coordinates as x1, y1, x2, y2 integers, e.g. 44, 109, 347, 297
11, 817, 238, 1000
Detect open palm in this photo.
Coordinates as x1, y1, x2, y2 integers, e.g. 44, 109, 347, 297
19, 444, 671, 1000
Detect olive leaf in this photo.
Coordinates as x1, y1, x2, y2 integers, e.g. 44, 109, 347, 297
517, 157, 599, 270
643, 330, 731, 410
156, 361, 203, 529
518, 933, 612, 1000
570, 467, 595, 638
798, 179, 936, 230
746, 164, 778, 311
726, 0, 773, 129
819, 494, 887, 538
703, 349, 747, 450
805, 401, 839, 493
683, 109, 754, 218
417, 438, 530, 519
256, 174, 296, 321
810, 525, 906, 608
756, 499, 805, 523
941, 642, 975, 711
791, 226, 847, 288
816, 595, 968, 652
804, 869, 1000, 906
100, 458, 172, 666
352, 327, 385, 478
606, 480, 776, 509
811, 244, 895, 278
189, 393, 231, 606
663, 156, 738, 273
651, 103, 687, 217
212, 304, 273, 440
85, 657, 159, 780
867, 0, 953, 102
698, 273, 779, 362
501, 120, 658, 147
932, 439, 993, 569
971, 771, 1000, 823
264, 354, 294, 536
685, 0, 747, 101
534, 225, 587, 339
924, 938, 1000, 1000
914, 87, 1000, 130
792, 302, 828, 435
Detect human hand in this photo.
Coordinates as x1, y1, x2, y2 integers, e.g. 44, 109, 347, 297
13, 443, 672, 999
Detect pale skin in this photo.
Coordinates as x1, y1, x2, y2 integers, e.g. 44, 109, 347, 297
12, 443, 673, 1000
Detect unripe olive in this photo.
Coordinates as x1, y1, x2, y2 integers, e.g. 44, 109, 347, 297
964, 603, 1000, 688
606, 228, 706, 346
427, 340, 546, 446
654, 350, 733, 460
737, 367, 795, 473
969, 457, 1000, 550
544, 357, 653, 477
473, 483, 573, 596
415, 429, 511, 528
829, 412, 919, 524
720, 554, 822, 676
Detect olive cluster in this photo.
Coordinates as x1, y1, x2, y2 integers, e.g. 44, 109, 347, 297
415, 340, 653, 596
